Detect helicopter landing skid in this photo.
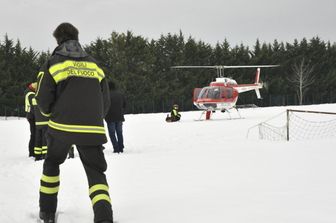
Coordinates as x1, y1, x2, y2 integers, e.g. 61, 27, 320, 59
195, 107, 242, 121
194, 110, 208, 121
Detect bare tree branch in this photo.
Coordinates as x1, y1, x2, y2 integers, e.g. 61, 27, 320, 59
288, 58, 315, 105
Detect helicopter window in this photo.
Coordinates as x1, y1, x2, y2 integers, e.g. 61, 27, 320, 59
198, 88, 209, 99
221, 88, 233, 99
212, 87, 220, 99
205, 87, 220, 99
226, 88, 233, 98
198, 87, 222, 99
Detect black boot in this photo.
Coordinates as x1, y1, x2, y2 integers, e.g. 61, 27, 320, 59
39, 211, 55, 223
35, 155, 43, 161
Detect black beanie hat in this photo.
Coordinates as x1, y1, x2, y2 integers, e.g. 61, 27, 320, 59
53, 22, 79, 45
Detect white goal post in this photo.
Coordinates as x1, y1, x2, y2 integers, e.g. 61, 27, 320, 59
285, 109, 336, 141
248, 109, 336, 141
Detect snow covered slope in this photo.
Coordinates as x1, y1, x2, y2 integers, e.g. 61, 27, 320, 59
1, 104, 336, 223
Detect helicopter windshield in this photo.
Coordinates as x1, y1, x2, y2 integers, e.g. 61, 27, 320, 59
198, 87, 221, 99
198, 87, 234, 99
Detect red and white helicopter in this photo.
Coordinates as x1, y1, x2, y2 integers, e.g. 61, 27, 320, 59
171, 65, 279, 120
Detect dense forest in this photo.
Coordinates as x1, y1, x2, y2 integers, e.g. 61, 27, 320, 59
0, 31, 336, 116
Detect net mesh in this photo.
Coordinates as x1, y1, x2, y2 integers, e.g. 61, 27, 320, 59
257, 110, 336, 141
258, 122, 287, 141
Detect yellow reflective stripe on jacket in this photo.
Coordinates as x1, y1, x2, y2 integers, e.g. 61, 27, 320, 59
49, 60, 105, 84
41, 174, 59, 183
35, 72, 44, 97
41, 111, 51, 117
48, 120, 105, 134
32, 98, 37, 105
36, 121, 49, 126
25, 92, 35, 112
37, 71, 44, 79
91, 194, 111, 206
89, 184, 109, 196
40, 186, 59, 194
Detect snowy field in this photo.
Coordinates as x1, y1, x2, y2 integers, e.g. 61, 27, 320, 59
1, 103, 336, 223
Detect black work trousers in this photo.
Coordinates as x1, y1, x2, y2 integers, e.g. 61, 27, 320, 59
34, 126, 48, 158
39, 133, 113, 223
27, 118, 36, 156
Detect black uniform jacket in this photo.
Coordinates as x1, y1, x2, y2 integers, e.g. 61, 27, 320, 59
36, 40, 110, 145
32, 97, 49, 129
24, 89, 35, 120
105, 90, 126, 122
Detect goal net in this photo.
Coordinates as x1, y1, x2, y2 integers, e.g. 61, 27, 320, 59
255, 109, 336, 141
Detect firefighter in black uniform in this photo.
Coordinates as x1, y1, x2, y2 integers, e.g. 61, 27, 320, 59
32, 93, 49, 161
25, 83, 36, 157
166, 104, 181, 122
35, 23, 112, 223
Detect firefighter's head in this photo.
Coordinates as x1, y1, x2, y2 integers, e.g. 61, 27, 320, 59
27, 82, 37, 92
53, 22, 79, 45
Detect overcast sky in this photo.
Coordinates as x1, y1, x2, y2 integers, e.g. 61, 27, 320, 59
0, 0, 335, 52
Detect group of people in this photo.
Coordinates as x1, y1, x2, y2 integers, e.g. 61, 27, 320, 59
25, 80, 126, 161
24, 22, 181, 223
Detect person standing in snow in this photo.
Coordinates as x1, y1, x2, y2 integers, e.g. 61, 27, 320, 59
105, 81, 126, 153
24, 83, 36, 158
31, 83, 49, 161
35, 22, 113, 223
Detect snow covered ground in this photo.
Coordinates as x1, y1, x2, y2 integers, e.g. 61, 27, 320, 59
1, 104, 336, 223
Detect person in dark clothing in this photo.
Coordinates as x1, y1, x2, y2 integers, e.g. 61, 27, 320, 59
105, 81, 126, 153
24, 83, 36, 157
166, 104, 181, 122
35, 23, 113, 223
32, 95, 49, 161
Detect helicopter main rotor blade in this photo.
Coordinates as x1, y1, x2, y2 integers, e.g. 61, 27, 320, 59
171, 65, 280, 69
171, 66, 218, 69
222, 65, 280, 69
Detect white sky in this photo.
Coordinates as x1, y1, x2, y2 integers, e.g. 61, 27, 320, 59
0, 0, 335, 52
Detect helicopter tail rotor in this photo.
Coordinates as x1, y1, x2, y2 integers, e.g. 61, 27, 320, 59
254, 68, 261, 84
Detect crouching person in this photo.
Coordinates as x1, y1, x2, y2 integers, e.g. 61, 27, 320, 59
166, 104, 181, 122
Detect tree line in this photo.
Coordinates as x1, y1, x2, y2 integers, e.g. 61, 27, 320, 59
0, 31, 336, 116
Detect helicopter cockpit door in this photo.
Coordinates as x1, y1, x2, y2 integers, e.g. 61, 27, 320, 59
193, 88, 202, 102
